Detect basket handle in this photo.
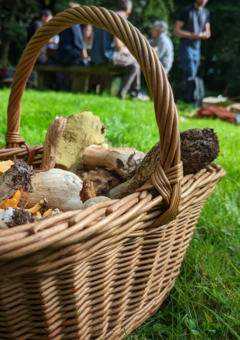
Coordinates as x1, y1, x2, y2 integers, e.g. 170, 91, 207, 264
7, 6, 182, 226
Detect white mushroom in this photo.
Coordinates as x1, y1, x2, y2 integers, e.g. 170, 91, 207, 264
0, 208, 35, 229
81, 196, 111, 209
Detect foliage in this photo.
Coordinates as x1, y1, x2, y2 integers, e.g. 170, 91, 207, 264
0, 0, 38, 67
128, 0, 174, 34
47, 0, 174, 34
203, 0, 240, 96
0, 0, 57, 67
0, 89, 239, 339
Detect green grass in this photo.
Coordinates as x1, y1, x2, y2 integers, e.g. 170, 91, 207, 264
0, 88, 239, 339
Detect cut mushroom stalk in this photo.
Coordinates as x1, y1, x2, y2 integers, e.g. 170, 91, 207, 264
83, 144, 146, 180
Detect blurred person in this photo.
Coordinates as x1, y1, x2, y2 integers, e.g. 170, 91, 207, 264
82, 24, 94, 56
149, 20, 174, 75
91, 0, 149, 100
173, 0, 211, 80
56, 2, 89, 66
27, 9, 53, 41
27, 9, 54, 65
27, 9, 62, 90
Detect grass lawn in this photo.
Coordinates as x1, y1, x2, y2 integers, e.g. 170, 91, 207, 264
0, 88, 239, 339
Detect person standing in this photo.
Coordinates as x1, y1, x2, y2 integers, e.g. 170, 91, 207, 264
173, 0, 211, 80
91, 0, 149, 100
27, 9, 54, 65
27, 9, 62, 90
56, 2, 89, 66
149, 21, 174, 75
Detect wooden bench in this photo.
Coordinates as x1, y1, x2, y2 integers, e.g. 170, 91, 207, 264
34, 64, 124, 93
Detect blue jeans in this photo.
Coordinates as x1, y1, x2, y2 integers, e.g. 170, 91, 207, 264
179, 45, 200, 80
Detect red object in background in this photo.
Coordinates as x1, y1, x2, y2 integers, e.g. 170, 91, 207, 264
194, 106, 237, 124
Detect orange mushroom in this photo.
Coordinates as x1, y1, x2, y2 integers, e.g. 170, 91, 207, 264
0, 190, 21, 209
0, 160, 14, 176
0, 160, 22, 209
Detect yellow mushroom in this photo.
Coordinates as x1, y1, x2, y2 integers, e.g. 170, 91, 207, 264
0, 161, 22, 209
33, 211, 42, 219
0, 160, 14, 176
0, 190, 21, 209
42, 209, 53, 218
25, 198, 48, 214
42, 208, 63, 218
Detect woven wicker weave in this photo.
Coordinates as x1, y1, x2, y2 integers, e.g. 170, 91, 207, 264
0, 6, 225, 340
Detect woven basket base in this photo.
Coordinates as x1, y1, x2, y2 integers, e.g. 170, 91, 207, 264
0, 280, 175, 340
0, 203, 199, 340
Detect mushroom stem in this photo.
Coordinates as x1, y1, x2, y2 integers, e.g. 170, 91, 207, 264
25, 198, 48, 214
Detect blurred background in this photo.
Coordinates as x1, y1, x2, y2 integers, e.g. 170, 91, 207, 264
1, 0, 240, 96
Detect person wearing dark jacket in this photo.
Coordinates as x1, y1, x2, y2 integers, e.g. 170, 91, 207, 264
56, 2, 89, 66
56, 25, 88, 65
27, 9, 54, 65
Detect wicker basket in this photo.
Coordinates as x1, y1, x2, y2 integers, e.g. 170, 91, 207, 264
0, 6, 225, 340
